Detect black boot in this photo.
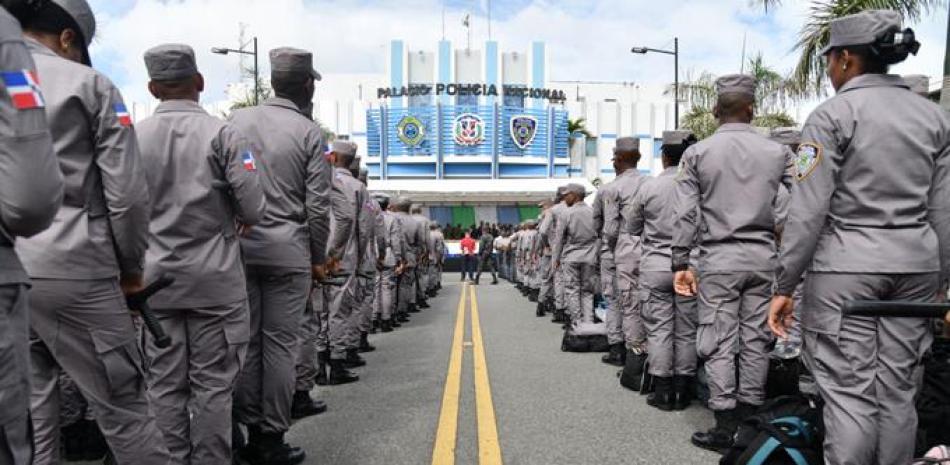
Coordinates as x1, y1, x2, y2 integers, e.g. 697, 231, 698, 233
408, 303, 420, 313
291, 390, 327, 419
397, 313, 409, 322
735, 402, 758, 424
344, 348, 366, 368
691, 409, 737, 453
601, 343, 626, 367
315, 351, 329, 386
619, 350, 648, 391
358, 332, 376, 353
381, 319, 394, 332
528, 290, 538, 302
418, 299, 430, 309
371, 319, 380, 334
329, 359, 360, 385
535, 301, 546, 317
673, 375, 694, 411
232, 420, 246, 463
242, 430, 307, 465
646, 376, 674, 411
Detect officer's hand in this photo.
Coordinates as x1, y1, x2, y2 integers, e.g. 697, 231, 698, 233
312, 264, 328, 282
327, 257, 341, 275
377, 259, 385, 271
120, 273, 145, 297
673, 270, 696, 297
554, 261, 560, 270
237, 223, 252, 237
945, 310, 950, 327
768, 295, 795, 340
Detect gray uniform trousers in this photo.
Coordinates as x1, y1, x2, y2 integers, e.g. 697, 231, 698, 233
374, 269, 397, 322
641, 271, 698, 377
554, 267, 567, 310
563, 263, 596, 322
601, 247, 621, 344
415, 265, 428, 301
29, 279, 169, 465
397, 266, 416, 313
802, 272, 936, 465
617, 275, 645, 351
348, 275, 375, 350
316, 274, 358, 360
235, 265, 310, 434
296, 289, 322, 393
0, 285, 31, 465
538, 255, 553, 301
695, 271, 773, 411
145, 302, 249, 465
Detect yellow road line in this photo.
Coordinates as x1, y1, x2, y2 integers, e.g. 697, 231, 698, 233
431, 284, 467, 465
470, 287, 503, 465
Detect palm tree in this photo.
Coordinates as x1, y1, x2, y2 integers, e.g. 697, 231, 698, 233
567, 117, 592, 151
756, 0, 944, 97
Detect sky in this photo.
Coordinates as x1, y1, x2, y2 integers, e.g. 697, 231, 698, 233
87, 0, 948, 111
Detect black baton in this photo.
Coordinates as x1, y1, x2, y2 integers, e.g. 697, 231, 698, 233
843, 300, 950, 319
127, 276, 175, 348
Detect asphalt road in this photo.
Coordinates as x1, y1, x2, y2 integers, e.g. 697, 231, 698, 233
289, 275, 721, 465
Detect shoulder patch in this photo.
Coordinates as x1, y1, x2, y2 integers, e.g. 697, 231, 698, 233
676, 158, 687, 180
114, 103, 132, 127
795, 143, 822, 181
242, 150, 257, 171
2, 70, 45, 110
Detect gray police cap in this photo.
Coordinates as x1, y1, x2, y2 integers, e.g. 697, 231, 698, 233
770, 127, 802, 146
613, 137, 640, 153
662, 130, 693, 146
144, 44, 198, 81
903, 75, 929, 95
394, 195, 413, 209
269, 47, 322, 81
716, 74, 756, 98
51, 0, 95, 46
820, 9, 902, 55
330, 140, 357, 157
564, 183, 586, 196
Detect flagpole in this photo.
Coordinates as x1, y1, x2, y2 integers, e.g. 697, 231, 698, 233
441, 1, 445, 41
488, 0, 492, 40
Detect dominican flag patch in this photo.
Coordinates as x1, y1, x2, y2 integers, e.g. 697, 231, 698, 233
242, 151, 257, 171
114, 103, 132, 126
1, 70, 45, 110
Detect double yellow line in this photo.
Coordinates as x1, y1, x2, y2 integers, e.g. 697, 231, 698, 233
432, 283, 503, 465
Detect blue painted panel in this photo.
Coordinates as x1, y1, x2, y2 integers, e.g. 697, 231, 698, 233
500, 106, 548, 158
387, 163, 436, 177
440, 105, 496, 157
485, 41, 498, 105
553, 110, 569, 159
439, 41, 451, 105
386, 106, 438, 157
430, 206, 453, 226
554, 165, 569, 177
654, 137, 663, 157
366, 109, 382, 157
366, 163, 381, 178
499, 164, 547, 177
497, 206, 520, 225
444, 163, 491, 177
531, 41, 545, 108
601, 133, 617, 139
390, 41, 404, 109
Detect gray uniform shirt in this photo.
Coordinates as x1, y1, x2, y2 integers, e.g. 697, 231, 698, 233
538, 202, 566, 256
136, 100, 266, 308
327, 168, 369, 275
553, 202, 599, 265
0, 12, 64, 284
229, 98, 331, 269
392, 212, 417, 267
604, 169, 647, 276
17, 38, 150, 280
777, 74, 950, 294
672, 123, 794, 272
380, 212, 404, 268
428, 230, 445, 263
627, 167, 677, 272
359, 198, 384, 277
411, 214, 430, 262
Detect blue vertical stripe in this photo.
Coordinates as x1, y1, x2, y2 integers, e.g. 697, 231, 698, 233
485, 41, 498, 105
390, 40, 404, 109
531, 41, 545, 108
438, 40, 452, 105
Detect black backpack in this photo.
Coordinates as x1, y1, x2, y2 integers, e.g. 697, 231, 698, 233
721, 396, 824, 465
916, 337, 950, 455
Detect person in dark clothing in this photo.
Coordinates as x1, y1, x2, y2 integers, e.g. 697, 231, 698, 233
474, 226, 498, 285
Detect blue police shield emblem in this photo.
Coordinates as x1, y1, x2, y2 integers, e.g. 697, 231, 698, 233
397, 115, 425, 147
510, 115, 538, 149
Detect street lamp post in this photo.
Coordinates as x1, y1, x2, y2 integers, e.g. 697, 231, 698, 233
631, 37, 679, 128
212, 36, 260, 105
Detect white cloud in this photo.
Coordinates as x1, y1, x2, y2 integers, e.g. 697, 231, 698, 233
89, 0, 946, 114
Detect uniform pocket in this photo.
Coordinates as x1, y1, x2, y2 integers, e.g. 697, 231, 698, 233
695, 300, 721, 360
90, 330, 145, 399
223, 310, 250, 371
638, 289, 654, 324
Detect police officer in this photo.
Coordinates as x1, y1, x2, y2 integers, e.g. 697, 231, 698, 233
135, 44, 266, 465
392, 197, 421, 320
353, 167, 382, 351
410, 206, 431, 309
427, 222, 445, 296
474, 225, 498, 285
0, 2, 64, 463
534, 200, 554, 316
374, 194, 404, 332
769, 11, 948, 465
602, 137, 649, 368
592, 160, 619, 359
315, 140, 369, 381
230, 46, 331, 465
522, 221, 540, 300
553, 184, 599, 326
672, 74, 794, 451
539, 187, 568, 322
626, 130, 699, 410
17, 1, 171, 463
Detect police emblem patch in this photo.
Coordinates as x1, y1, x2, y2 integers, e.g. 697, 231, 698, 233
396, 115, 425, 147
453, 113, 484, 146
795, 143, 822, 181
510, 115, 538, 149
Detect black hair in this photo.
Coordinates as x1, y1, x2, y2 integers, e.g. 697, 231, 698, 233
150, 77, 199, 100
375, 197, 390, 211
661, 136, 697, 167
20, 1, 84, 47
836, 27, 920, 73
271, 73, 312, 103
2, 0, 47, 24
716, 92, 755, 119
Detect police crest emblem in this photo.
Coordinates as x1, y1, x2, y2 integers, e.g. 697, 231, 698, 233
453, 113, 485, 146
510, 115, 538, 149
795, 143, 822, 181
397, 115, 425, 147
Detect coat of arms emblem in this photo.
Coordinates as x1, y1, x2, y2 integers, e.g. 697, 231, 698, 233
453, 113, 485, 146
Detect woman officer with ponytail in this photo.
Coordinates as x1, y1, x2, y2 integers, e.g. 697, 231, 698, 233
769, 10, 950, 465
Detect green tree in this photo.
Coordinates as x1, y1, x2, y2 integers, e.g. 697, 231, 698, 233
756, 0, 944, 97
567, 117, 592, 151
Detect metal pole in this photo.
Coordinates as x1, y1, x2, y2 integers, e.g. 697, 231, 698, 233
253, 37, 259, 105
673, 37, 679, 129
941, 8, 950, 110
